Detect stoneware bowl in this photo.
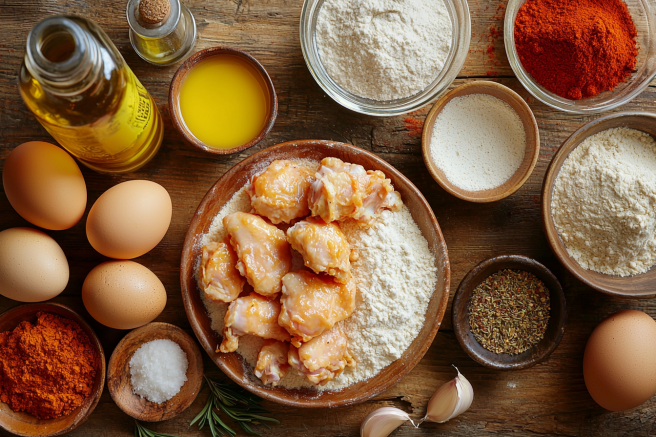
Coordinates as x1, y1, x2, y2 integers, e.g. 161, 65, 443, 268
422, 81, 540, 203
542, 112, 656, 298
107, 322, 204, 422
0, 303, 105, 437
168, 46, 278, 155
452, 255, 566, 370
180, 140, 451, 408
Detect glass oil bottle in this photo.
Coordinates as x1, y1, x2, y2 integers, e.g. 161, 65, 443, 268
127, 0, 196, 66
19, 15, 164, 174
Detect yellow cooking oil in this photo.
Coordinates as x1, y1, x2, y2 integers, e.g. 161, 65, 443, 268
19, 16, 164, 174
179, 55, 271, 149
20, 69, 163, 173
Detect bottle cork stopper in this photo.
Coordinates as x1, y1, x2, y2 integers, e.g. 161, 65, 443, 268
139, 0, 171, 24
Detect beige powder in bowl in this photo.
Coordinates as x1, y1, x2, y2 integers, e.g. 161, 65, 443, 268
552, 127, 656, 277
316, 0, 452, 101
430, 93, 526, 191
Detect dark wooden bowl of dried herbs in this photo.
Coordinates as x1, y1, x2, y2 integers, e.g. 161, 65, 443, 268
452, 255, 566, 370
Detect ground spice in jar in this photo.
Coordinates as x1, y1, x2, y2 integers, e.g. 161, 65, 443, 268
468, 269, 550, 355
514, 0, 637, 100
0, 312, 99, 419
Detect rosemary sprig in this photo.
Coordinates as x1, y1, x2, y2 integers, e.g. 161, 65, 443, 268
134, 420, 179, 437
190, 375, 280, 437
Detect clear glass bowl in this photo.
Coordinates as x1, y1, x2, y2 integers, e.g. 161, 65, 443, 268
505, 0, 656, 114
300, 0, 471, 117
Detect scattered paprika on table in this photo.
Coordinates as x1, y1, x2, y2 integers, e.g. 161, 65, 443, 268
0, 312, 99, 419
514, 0, 638, 100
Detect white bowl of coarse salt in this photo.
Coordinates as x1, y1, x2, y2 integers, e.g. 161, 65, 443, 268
300, 0, 471, 116
422, 81, 540, 202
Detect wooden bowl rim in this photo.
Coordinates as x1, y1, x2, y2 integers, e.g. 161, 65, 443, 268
452, 255, 567, 370
168, 46, 278, 155
180, 139, 451, 408
0, 302, 106, 437
421, 80, 540, 203
106, 322, 204, 422
541, 111, 656, 298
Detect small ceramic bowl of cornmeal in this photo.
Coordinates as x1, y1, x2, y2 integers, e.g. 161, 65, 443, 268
421, 81, 540, 203
169, 47, 277, 155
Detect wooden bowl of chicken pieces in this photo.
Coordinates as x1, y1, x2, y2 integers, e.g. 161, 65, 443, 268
180, 140, 450, 408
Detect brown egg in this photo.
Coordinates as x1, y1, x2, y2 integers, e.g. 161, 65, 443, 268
86, 180, 172, 259
2, 141, 87, 230
583, 309, 656, 411
0, 227, 69, 302
82, 261, 167, 330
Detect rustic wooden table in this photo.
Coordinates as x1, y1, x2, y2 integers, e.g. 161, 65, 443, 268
1, 1, 656, 436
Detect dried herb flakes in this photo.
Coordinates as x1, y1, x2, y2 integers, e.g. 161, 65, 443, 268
468, 269, 550, 355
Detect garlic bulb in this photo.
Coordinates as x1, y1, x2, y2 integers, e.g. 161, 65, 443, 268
360, 407, 414, 437
423, 367, 474, 423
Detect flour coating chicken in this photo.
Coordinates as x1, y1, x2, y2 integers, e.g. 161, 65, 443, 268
286, 217, 351, 283
247, 160, 316, 224
255, 340, 290, 387
288, 327, 355, 385
360, 168, 404, 223
278, 270, 356, 347
200, 240, 245, 303
219, 293, 291, 353
223, 212, 292, 296
308, 157, 402, 225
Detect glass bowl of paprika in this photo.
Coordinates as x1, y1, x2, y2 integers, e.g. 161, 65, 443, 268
504, 0, 656, 114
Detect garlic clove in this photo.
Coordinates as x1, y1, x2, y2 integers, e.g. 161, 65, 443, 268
360, 407, 413, 437
423, 367, 474, 424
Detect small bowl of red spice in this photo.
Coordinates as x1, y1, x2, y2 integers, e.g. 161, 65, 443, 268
0, 303, 105, 437
505, 0, 656, 113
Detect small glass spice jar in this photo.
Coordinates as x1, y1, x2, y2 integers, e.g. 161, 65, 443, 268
126, 0, 196, 66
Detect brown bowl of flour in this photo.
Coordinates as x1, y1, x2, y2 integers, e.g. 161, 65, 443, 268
180, 140, 451, 408
422, 81, 540, 203
543, 112, 656, 298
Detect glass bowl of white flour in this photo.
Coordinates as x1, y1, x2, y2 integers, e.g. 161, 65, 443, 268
300, 0, 471, 116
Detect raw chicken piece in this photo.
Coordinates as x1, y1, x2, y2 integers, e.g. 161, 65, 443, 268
286, 217, 351, 283
278, 270, 356, 347
360, 170, 403, 224
255, 340, 290, 387
219, 293, 291, 353
199, 239, 246, 303
223, 212, 292, 296
247, 160, 316, 224
308, 158, 367, 223
308, 157, 402, 225
288, 327, 355, 385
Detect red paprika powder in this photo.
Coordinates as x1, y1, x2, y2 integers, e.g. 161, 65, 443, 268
514, 0, 638, 100
0, 312, 98, 419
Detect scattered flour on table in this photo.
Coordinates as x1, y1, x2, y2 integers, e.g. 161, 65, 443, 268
199, 167, 438, 390
316, 0, 452, 101
430, 93, 526, 191
551, 127, 656, 276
